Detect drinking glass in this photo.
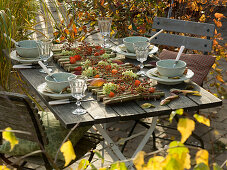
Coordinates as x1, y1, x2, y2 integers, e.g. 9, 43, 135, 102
133, 41, 150, 76
68, 76, 87, 115
38, 40, 52, 73
98, 17, 112, 48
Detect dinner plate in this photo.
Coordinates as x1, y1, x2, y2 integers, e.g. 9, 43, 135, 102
146, 68, 194, 85
10, 50, 53, 64
115, 44, 158, 59
37, 82, 72, 99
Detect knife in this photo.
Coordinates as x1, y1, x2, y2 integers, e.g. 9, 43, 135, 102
13, 64, 38, 69
48, 98, 95, 105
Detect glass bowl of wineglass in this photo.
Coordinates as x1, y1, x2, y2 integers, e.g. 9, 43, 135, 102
98, 17, 112, 48
68, 76, 87, 115
133, 41, 150, 76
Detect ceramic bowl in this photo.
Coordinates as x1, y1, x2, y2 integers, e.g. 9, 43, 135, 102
123, 36, 149, 53
156, 59, 186, 77
16, 40, 40, 58
45, 72, 76, 93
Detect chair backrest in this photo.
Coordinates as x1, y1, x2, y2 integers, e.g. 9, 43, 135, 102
0, 91, 48, 146
150, 17, 215, 53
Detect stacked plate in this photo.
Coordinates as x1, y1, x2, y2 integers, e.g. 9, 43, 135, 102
10, 50, 53, 64
146, 68, 194, 85
114, 44, 158, 59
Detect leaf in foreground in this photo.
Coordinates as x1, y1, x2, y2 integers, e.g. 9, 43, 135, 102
195, 149, 209, 166
77, 159, 89, 170
169, 109, 184, 123
146, 156, 165, 170
0, 165, 11, 170
213, 163, 223, 170
133, 151, 145, 170
193, 163, 209, 170
193, 114, 210, 127
167, 141, 191, 169
2, 127, 19, 151
110, 162, 127, 170
60, 140, 76, 167
177, 118, 195, 143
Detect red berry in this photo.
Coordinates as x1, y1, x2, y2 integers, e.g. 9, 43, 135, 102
149, 87, 156, 93
95, 45, 102, 50
74, 66, 82, 71
111, 69, 118, 74
99, 49, 105, 55
109, 91, 115, 97
135, 80, 141, 86
74, 71, 82, 75
94, 52, 100, 56
70, 57, 77, 64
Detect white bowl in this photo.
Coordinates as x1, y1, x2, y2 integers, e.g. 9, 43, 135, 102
123, 36, 149, 53
156, 59, 186, 77
16, 40, 40, 58
45, 72, 76, 93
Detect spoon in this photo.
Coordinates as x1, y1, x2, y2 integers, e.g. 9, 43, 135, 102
173, 45, 185, 68
148, 29, 164, 42
3, 33, 20, 46
38, 61, 58, 82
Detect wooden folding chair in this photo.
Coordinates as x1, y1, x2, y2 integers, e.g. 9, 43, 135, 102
122, 17, 216, 151
0, 91, 102, 169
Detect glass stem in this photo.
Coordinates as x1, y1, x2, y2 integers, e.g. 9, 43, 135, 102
76, 99, 81, 108
103, 36, 107, 47
140, 62, 144, 71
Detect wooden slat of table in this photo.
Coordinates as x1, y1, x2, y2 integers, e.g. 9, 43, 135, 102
81, 100, 121, 124
157, 83, 199, 111
180, 82, 222, 109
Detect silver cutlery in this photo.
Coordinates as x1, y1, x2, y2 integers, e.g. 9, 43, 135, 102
48, 98, 95, 105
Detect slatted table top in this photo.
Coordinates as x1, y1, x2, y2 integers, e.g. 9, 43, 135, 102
17, 60, 222, 129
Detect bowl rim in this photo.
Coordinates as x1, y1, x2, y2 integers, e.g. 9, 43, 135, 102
16, 40, 39, 49
156, 59, 186, 69
45, 72, 76, 83
123, 36, 149, 42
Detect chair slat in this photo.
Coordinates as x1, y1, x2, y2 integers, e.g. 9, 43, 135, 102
152, 17, 215, 37
0, 91, 48, 145
150, 31, 213, 52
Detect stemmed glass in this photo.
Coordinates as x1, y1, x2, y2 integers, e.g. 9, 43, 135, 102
98, 17, 112, 48
37, 40, 52, 73
133, 41, 150, 76
68, 76, 87, 115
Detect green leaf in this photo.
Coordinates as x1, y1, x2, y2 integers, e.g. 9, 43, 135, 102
93, 150, 104, 164
163, 156, 182, 170
77, 159, 89, 170
2, 127, 19, 151
169, 109, 184, 123
193, 163, 210, 170
110, 162, 127, 170
168, 141, 189, 155
213, 163, 223, 170
193, 114, 210, 126
89, 163, 98, 170
141, 103, 156, 109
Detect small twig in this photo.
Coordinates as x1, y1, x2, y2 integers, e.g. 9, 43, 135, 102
221, 160, 227, 168
0, 129, 31, 135
11, 150, 43, 165
54, 123, 80, 163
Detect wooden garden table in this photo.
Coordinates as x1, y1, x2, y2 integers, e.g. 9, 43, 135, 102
3, 42, 217, 169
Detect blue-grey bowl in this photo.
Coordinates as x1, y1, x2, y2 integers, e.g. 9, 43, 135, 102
123, 36, 149, 53
156, 59, 186, 77
16, 40, 40, 58
45, 72, 76, 93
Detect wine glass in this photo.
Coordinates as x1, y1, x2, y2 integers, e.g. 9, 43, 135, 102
98, 17, 112, 48
38, 39, 52, 73
133, 41, 150, 76
68, 76, 87, 115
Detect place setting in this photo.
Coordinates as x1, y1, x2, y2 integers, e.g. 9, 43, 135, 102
146, 46, 194, 85
8, 37, 53, 68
